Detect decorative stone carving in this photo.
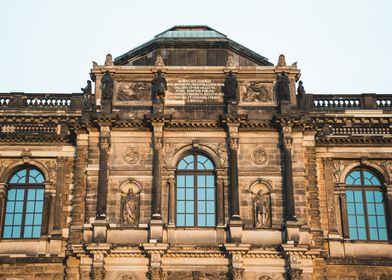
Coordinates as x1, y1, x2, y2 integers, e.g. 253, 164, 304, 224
0, 158, 15, 174
149, 267, 167, 280
333, 160, 349, 183
120, 180, 141, 226
123, 146, 140, 164
45, 159, 57, 182
250, 181, 271, 227
92, 267, 105, 280
1, 125, 16, 133
258, 276, 273, 280
119, 274, 136, 280
151, 70, 167, 103
277, 54, 287, 67
288, 268, 303, 280
226, 54, 235, 67
276, 72, 290, 101
229, 138, 239, 150
104, 53, 113, 66
223, 71, 238, 102
321, 157, 333, 168
155, 55, 165, 67
81, 80, 93, 109
381, 161, 392, 183
242, 82, 272, 102
251, 147, 268, 165
283, 137, 293, 150
117, 82, 151, 101
99, 137, 111, 151
163, 143, 180, 166
217, 143, 229, 168
229, 268, 244, 280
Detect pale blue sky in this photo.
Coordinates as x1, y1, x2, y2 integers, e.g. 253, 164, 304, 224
0, 0, 391, 94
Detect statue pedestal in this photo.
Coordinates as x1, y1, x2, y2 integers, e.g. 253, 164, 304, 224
229, 218, 243, 243
92, 218, 108, 243
152, 103, 164, 114
285, 220, 301, 244
226, 101, 238, 115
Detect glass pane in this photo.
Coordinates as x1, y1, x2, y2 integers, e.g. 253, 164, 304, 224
186, 176, 193, 188
15, 201, 24, 212
27, 190, 36, 200
376, 204, 384, 215
348, 215, 356, 227
177, 214, 185, 226
379, 229, 388, 240
365, 191, 374, 202
204, 159, 214, 170
357, 215, 365, 227
198, 176, 205, 188
177, 189, 185, 200
14, 214, 22, 225
207, 201, 215, 213
177, 201, 185, 213
206, 189, 214, 200
7, 189, 16, 200
6, 202, 15, 213
370, 176, 380, 185
346, 191, 354, 202
369, 228, 378, 240
345, 176, 354, 185
198, 201, 205, 213
347, 203, 355, 214
355, 203, 364, 214
367, 204, 375, 215
12, 226, 21, 238
36, 189, 44, 200
184, 155, 194, 170
186, 214, 194, 226
186, 201, 194, 213
34, 214, 42, 225
35, 174, 44, 184
186, 189, 194, 200
377, 215, 386, 227
24, 226, 32, 238
358, 228, 367, 240
25, 214, 34, 225
3, 226, 12, 238
206, 214, 215, 226
177, 176, 185, 187
368, 216, 377, 227
198, 215, 205, 226
374, 192, 383, 203
198, 189, 205, 200
4, 213, 13, 225
26, 201, 35, 212
346, 171, 360, 185
35, 201, 43, 212
206, 176, 214, 188
16, 189, 25, 200
363, 171, 380, 185
177, 159, 187, 170
354, 191, 362, 202
349, 228, 358, 240
32, 226, 41, 238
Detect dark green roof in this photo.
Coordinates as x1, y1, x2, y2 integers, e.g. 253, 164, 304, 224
155, 25, 226, 38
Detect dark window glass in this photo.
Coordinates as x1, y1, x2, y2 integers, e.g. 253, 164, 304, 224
345, 168, 388, 241
3, 167, 45, 239
176, 153, 215, 227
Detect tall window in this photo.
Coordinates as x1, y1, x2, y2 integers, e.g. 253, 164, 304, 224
345, 168, 388, 241
176, 153, 215, 227
3, 167, 45, 239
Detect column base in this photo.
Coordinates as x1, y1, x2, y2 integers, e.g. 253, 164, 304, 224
150, 218, 163, 242
229, 218, 243, 243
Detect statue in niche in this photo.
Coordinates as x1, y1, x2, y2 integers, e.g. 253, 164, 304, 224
122, 187, 139, 225
275, 72, 290, 102
101, 71, 113, 104
222, 71, 238, 102
255, 190, 271, 226
151, 70, 167, 103
104, 53, 113, 66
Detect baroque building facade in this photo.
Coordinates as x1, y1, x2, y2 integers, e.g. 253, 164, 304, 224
0, 26, 392, 280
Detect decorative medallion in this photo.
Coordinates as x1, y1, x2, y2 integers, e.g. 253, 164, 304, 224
123, 146, 140, 164
251, 147, 268, 165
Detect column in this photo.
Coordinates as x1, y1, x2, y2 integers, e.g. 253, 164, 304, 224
0, 183, 6, 237
96, 126, 111, 219
227, 123, 240, 220
281, 126, 296, 220
336, 183, 349, 238
151, 122, 164, 219
385, 184, 392, 240
322, 158, 339, 234
217, 177, 224, 225
53, 157, 67, 232
168, 173, 175, 225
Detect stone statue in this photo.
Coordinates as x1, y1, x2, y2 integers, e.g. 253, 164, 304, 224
277, 54, 287, 67
104, 53, 113, 66
81, 80, 92, 110
297, 80, 306, 108
255, 190, 271, 226
155, 55, 165, 67
276, 72, 290, 102
101, 71, 113, 103
122, 188, 138, 225
223, 71, 238, 102
151, 70, 167, 102
226, 54, 235, 67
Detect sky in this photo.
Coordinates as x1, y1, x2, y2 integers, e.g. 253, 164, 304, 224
0, 0, 391, 94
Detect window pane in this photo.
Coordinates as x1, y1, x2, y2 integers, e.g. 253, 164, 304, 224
6, 202, 15, 213
27, 190, 36, 200
12, 226, 21, 238
348, 215, 356, 227
207, 201, 215, 213
177, 159, 187, 170
377, 215, 386, 227
35, 201, 43, 212
177, 188, 185, 200
25, 214, 34, 225
15, 201, 24, 212
206, 176, 214, 188
354, 191, 362, 202
346, 191, 354, 202
357, 215, 365, 227
32, 226, 41, 238
4, 214, 13, 225
374, 192, 383, 203
206, 189, 214, 200
206, 214, 215, 226
177, 175, 185, 187
8, 189, 16, 200
349, 228, 358, 240
186, 214, 194, 226
197, 175, 205, 188
347, 203, 355, 214
36, 189, 44, 200
346, 171, 360, 185
186, 189, 194, 200
198, 201, 205, 213
358, 228, 367, 240
177, 201, 185, 213
3, 226, 12, 238
198, 188, 205, 200
186, 202, 194, 213
369, 228, 378, 240
198, 215, 205, 226
365, 191, 374, 202
376, 204, 384, 215
355, 204, 364, 215
14, 214, 22, 225
26, 201, 35, 212
379, 229, 388, 241
24, 226, 32, 238
368, 216, 377, 227
34, 214, 42, 225
177, 214, 185, 226
16, 190, 25, 200
367, 204, 375, 215
186, 176, 193, 188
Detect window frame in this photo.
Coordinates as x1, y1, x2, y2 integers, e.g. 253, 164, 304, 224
175, 152, 217, 228
345, 167, 389, 241
2, 166, 45, 239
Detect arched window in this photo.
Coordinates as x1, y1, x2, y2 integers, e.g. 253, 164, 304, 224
3, 167, 45, 239
176, 153, 215, 227
345, 168, 388, 241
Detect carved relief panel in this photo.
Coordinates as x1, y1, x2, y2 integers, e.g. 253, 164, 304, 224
240, 81, 273, 104
120, 180, 141, 226
113, 80, 151, 105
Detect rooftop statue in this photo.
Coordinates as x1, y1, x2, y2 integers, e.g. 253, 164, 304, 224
223, 71, 238, 102
276, 72, 291, 102
151, 70, 167, 103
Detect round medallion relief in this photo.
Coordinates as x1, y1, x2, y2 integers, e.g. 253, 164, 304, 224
251, 147, 268, 165
123, 146, 140, 164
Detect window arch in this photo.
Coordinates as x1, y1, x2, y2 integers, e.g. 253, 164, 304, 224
3, 166, 45, 239
345, 168, 388, 241
176, 152, 215, 227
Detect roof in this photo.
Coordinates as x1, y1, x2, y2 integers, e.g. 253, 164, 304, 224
114, 25, 273, 66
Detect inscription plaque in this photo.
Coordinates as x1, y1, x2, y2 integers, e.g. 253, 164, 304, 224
166, 79, 223, 105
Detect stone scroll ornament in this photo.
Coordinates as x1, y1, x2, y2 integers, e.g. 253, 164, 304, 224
123, 146, 140, 164
251, 147, 268, 165
242, 82, 272, 102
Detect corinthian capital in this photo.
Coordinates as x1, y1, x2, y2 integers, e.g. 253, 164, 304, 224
99, 137, 111, 150
230, 138, 239, 150
283, 137, 293, 150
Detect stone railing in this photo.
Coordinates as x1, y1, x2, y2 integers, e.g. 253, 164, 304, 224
0, 92, 84, 110
300, 93, 392, 110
